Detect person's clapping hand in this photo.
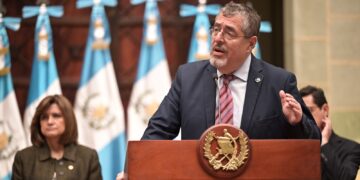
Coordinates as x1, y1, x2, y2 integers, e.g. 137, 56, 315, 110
116, 172, 127, 180
321, 115, 332, 146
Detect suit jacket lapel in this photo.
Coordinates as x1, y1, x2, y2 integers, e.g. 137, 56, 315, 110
241, 56, 263, 133
204, 63, 217, 128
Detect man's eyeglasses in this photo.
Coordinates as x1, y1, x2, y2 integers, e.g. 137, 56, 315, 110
210, 26, 249, 40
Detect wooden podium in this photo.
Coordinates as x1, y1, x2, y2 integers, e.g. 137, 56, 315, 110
126, 139, 321, 179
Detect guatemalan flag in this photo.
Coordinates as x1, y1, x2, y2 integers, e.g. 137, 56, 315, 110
22, 4, 63, 144
0, 15, 26, 180
127, 0, 173, 140
180, 0, 220, 62
74, 0, 126, 179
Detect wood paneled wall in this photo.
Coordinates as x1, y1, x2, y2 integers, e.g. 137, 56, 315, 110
4, 0, 283, 120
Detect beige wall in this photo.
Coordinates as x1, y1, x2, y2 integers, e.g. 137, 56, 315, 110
284, 0, 360, 142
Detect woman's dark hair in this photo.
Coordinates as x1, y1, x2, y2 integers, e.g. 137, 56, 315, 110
30, 95, 78, 146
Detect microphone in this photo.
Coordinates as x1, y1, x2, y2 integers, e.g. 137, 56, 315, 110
212, 73, 218, 80
213, 73, 222, 124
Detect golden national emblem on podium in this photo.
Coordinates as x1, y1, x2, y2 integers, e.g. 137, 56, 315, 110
198, 124, 251, 179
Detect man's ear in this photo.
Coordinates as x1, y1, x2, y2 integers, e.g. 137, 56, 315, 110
249, 36, 257, 50
322, 103, 329, 117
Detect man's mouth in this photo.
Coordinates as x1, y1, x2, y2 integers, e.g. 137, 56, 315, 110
211, 45, 226, 57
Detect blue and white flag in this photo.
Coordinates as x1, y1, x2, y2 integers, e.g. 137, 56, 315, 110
252, 21, 272, 59
74, 0, 126, 179
0, 15, 26, 180
127, 0, 173, 140
180, 0, 220, 62
22, 4, 63, 144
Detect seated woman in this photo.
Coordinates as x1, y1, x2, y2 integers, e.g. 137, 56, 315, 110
12, 95, 102, 180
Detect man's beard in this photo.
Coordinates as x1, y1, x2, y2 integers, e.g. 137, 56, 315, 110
210, 55, 227, 69
210, 43, 227, 68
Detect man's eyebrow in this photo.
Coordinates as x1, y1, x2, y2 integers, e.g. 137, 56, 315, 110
213, 23, 237, 32
307, 106, 317, 110
223, 25, 237, 33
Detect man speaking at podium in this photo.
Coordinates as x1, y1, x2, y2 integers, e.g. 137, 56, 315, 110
141, 1, 320, 140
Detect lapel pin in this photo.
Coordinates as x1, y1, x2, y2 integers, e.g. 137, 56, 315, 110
68, 165, 74, 170
255, 77, 262, 83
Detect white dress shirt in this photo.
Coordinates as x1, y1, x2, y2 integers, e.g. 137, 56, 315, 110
216, 54, 251, 127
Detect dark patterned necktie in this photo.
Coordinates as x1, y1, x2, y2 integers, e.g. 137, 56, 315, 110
215, 74, 235, 124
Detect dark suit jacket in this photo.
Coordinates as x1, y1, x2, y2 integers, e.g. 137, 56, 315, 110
321, 132, 360, 180
142, 56, 321, 140
12, 144, 102, 180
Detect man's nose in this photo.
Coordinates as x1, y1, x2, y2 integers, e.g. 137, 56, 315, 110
211, 31, 224, 42
212, 32, 224, 43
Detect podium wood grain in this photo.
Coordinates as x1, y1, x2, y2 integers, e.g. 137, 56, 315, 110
126, 140, 320, 179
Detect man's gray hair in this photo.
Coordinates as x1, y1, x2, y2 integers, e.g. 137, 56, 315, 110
220, 1, 261, 37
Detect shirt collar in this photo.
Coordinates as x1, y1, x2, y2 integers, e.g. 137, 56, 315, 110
38, 145, 51, 161
38, 144, 77, 162
217, 54, 251, 82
